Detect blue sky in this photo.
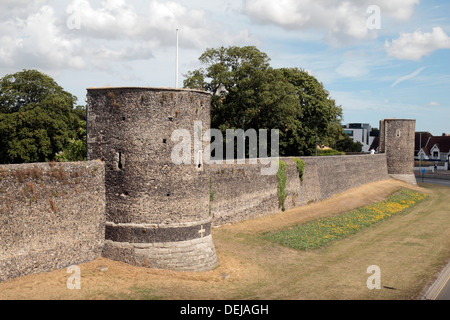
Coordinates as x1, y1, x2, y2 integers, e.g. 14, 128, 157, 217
1, 0, 449, 135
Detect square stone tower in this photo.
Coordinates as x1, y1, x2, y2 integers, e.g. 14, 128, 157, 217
379, 119, 417, 185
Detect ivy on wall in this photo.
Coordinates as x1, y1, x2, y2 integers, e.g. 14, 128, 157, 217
277, 160, 287, 211
293, 158, 305, 184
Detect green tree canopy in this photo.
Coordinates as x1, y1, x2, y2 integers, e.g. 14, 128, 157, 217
335, 134, 363, 153
184, 46, 345, 156
0, 69, 86, 164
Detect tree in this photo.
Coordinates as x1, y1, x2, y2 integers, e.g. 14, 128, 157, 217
279, 67, 343, 155
184, 46, 344, 156
55, 118, 87, 162
185, 46, 301, 157
0, 69, 85, 164
335, 134, 363, 153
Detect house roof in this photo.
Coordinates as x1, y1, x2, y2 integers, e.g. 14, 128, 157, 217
415, 132, 433, 151
369, 136, 379, 151
421, 135, 450, 155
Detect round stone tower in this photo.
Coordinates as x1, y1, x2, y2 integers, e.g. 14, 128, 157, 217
379, 118, 417, 185
87, 87, 218, 271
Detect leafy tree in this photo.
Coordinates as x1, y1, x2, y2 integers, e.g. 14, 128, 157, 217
185, 46, 299, 157
279, 67, 343, 155
335, 133, 363, 153
0, 69, 85, 164
55, 119, 87, 162
184, 46, 344, 156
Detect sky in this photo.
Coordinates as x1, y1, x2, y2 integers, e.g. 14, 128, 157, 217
0, 0, 449, 135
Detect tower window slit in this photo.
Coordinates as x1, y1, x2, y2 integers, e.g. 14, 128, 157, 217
118, 152, 123, 169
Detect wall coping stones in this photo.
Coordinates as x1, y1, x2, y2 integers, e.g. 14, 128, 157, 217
86, 86, 212, 96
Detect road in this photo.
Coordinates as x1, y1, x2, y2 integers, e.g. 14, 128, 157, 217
418, 178, 450, 187
414, 172, 450, 187
417, 175, 450, 300
423, 261, 450, 300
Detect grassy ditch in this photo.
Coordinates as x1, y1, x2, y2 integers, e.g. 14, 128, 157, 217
264, 188, 429, 251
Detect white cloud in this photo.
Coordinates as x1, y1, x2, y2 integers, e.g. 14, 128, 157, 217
242, 0, 419, 45
385, 27, 450, 61
67, 0, 255, 49
330, 90, 426, 124
331, 90, 381, 112
64, 0, 210, 48
0, 0, 257, 73
391, 67, 425, 87
0, 5, 85, 70
375, 0, 419, 21
335, 52, 371, 78
0, 0, 47, 19
243, 0, 369, 44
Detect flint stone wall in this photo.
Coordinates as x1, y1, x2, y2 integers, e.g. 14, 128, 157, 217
0, 161, 105, 282
379, 119, 416, 175
379, 119, 417, 185
209, 154, 389, 226
87, 87, 218, 272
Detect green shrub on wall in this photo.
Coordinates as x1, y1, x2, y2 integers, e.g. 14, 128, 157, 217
316, 149, 345, 156
277, 160, 287, 212
293, 158, 305, 183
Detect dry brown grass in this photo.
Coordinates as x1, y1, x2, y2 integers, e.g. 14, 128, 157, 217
0, 178, 448, 300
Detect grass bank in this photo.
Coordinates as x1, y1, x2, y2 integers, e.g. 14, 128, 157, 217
263, 189, 428, 251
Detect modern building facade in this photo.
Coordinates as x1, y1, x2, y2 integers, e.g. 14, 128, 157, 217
342, 123, 378, 152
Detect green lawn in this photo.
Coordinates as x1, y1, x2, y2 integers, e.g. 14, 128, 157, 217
263, 189, 429, 251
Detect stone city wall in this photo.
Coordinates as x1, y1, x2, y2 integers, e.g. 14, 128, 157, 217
0, 86, 415, 280
209, 154, 389, 226
0, 161, 105, 282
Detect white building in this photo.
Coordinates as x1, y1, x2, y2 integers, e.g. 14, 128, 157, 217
342, 123, 377, 152
416, 133, 450, 170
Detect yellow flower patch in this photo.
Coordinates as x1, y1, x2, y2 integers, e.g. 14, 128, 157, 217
264, 189, 429, 251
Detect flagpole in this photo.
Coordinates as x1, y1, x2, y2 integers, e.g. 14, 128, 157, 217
176, 28, 179, 89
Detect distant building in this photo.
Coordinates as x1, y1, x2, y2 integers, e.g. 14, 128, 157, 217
416, 133, 450, 162
369, 136, 380, 153
415, 132, 433, 158
342, 123, 378, 152
415, 132, 450, 171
